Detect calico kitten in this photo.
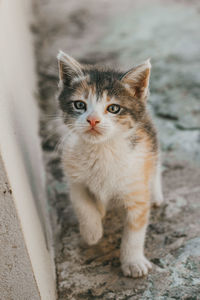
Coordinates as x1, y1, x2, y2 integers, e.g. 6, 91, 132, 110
57, 50, 163, 278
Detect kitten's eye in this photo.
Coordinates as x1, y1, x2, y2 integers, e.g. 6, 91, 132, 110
73, 101, 87, 111
107, 104, 121, 114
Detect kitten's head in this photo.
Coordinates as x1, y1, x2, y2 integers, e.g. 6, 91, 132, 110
57, 51, 151, 144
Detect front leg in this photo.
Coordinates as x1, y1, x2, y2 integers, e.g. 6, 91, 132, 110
120, 188, 152, 278
70, 183, 103, 245
151, 159, 164, 207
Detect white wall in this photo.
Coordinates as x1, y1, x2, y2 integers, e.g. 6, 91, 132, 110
0, 0, 56, 299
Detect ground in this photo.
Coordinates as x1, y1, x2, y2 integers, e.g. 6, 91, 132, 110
33, 0, 200, 299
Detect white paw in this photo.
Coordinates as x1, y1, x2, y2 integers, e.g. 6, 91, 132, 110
121, 256, 152, 278
80, 218, 103, 245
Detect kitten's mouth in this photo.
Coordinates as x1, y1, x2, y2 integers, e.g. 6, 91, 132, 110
86, 127, 101, 135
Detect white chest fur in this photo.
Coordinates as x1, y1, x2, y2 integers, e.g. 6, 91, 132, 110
62, 134, 145, 204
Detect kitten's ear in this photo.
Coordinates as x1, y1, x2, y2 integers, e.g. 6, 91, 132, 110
121, 59, 151, 101
57, 50, 83, 87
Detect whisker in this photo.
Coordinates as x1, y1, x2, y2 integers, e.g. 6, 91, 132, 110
55, 134, 70, 154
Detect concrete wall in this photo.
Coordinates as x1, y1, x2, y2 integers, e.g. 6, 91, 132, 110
0, 0, 56, 299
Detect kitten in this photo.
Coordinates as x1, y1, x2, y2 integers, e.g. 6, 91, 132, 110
56, 50, 163, 278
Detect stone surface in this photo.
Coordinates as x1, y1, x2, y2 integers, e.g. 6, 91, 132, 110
33, 0, 200, 298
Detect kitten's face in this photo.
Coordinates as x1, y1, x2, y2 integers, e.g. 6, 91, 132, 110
57, 51, 151, 144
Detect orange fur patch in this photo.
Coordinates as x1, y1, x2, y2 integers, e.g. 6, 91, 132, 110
106, 95, 111, 102
125, 186, 150, 231
96, 201, 106, 218
125, 138, 155, 231
128, 205, 149, 231
90, 84, 96, 96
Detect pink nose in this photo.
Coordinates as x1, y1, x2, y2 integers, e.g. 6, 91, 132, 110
87, 116, 100, 127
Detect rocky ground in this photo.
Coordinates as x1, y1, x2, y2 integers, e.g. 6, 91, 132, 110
33, 0, 200, 299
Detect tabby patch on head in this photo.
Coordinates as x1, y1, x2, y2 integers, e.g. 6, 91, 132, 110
57, 50, 151, 144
